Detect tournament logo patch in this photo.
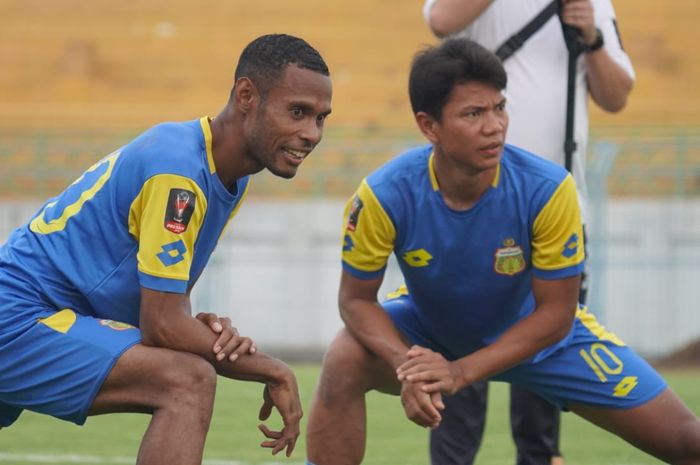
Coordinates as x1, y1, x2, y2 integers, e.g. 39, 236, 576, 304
164, 188, 196, 234
494, 238, 526, 276
346, 195, 363, 232
99, 319, 135, 331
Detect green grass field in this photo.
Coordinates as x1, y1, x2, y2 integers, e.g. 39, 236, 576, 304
0, 366, 698, 465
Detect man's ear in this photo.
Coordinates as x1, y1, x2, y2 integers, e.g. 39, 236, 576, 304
232, 77, 259, 113
415, 111, 440, 145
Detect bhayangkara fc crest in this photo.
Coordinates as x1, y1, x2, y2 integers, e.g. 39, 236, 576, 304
494, 238, 526, 276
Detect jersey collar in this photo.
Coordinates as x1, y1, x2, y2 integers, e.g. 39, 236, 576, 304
199, 116, 216, 175
428, 151, 501, 191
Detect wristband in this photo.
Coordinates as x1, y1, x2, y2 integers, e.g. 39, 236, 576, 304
582, 28, 604, 53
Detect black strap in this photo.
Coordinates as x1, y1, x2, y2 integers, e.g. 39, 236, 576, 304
494, 0, 584, 173
495, 0, 559, 61
560, 20, 583, 172
563, 49, 578, 172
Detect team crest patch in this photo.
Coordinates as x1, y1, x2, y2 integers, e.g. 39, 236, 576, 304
164, 188, 196, 234
99, 319, 135, 331
346, 195, 363, 232
494, 238, 526, 276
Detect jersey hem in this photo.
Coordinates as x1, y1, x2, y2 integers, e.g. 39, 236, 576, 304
138, 271, 188, 293
532, 262, 585, 280
341, 261, 386, 280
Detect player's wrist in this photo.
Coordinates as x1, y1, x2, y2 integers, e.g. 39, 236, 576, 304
451, 359, 474, 390
264, 361, 295, 387
581, 27, 604, 53
388, 344, 412, 371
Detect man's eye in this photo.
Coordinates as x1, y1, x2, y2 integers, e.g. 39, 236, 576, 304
292, 108, 304, 118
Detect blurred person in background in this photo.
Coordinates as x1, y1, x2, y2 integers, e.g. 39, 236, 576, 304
0, 33, 331, 465
422, 1, 634, 463
304, 37, 700, 465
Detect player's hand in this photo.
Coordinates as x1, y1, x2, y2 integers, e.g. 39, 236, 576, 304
399, 379, 444, 429
257, 368, 303, 457
396, 345, 464, 395
195, 312, 256, 362
561, 0, 596, 44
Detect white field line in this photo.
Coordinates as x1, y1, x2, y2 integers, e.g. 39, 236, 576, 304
0, 456, 651, 465
0, 453, 304, 465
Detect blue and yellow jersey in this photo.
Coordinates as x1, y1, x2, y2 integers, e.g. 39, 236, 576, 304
0, 117, 249, 327
342, 144, 585, 357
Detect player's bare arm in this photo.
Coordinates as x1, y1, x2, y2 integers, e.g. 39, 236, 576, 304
139, 287, 303, 456
339, 271, 410, 369
339, 271, 444, 427
398, 274, 580, 393
186, 284, 257, 360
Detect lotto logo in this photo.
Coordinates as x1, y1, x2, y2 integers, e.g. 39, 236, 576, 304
157, 240, 187, 266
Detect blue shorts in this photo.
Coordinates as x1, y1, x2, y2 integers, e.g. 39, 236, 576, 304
0, 301, 141, 427
382, 294, 667, 410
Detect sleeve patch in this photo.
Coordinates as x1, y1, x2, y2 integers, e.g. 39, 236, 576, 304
345, 195, 364, 232
164, 188, 196, 234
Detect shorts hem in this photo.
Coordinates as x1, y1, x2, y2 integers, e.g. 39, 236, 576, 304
605, 381, 669, 410
72, 337, 142, 425
562, 381, 668, 411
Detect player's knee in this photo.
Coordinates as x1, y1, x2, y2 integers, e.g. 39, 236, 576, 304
317, 329, 374, 399
181, 355, 217, 398
162, 353, 217, 409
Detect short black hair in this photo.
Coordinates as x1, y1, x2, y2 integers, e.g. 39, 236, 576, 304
409, 38, 507, 121
234, 34, 330, 97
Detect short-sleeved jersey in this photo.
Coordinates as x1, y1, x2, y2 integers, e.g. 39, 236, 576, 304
342, 144, 585, 358
0, 117, 249, 328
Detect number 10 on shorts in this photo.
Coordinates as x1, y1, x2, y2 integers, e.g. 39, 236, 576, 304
579, 343, 639, 397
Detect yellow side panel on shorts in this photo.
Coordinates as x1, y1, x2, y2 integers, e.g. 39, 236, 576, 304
38, 309, 77, 334
385, 284, 409, 300
128, 174, 207, 281
531, 175, 585, 270
576, 306, 626, 347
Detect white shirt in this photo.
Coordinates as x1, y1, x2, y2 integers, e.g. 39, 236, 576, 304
423, 0, 635, 221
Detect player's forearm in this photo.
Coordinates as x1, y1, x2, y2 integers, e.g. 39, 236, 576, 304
586, 50, 634, 112
140, 301, 290, 385
146, 322, 292, 384
426, 0, 493, 37
213, 351, 294, 385
340, 298, 410, 370
454, 302, 575, 387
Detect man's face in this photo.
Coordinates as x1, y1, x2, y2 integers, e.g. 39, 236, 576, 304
431, 81, 508, 173
247, 65, 332, 179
